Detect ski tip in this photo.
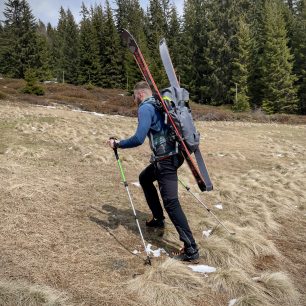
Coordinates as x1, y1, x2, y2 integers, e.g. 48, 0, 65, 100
121, 28, 129, 38
159, 38, 166, 46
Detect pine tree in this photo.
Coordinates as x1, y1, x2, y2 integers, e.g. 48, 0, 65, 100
179, 0, 198, 96
261, 0, 298, 114
115, 0, 149, 90
46, 22, 57, 79
167, 5, 181, 70
191, 0, 231, 104
101, 0, 123, 88
54, 7, 67, 82
91, 4, 107, 87
78, 4, 101, 85
2, 0, 39, 78
63, 9, 79, 84
231, 16, 252, 111
291, 0, 306, 113
0, 20, 11, 75
35, 21, 52, 81
247, 0, 266, 109
147, 0, 168, 87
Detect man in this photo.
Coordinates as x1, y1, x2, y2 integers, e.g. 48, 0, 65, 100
108, 81, 199, 261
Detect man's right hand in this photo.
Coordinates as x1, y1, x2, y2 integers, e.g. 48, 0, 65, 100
107, 138, 119, 149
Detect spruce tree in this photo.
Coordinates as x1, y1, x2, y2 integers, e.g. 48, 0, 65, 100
101, 0, 123, 88
54, 7, 67, 82
78, 4, 101, 85
261, 0, 298, 114
147, 0, 168, 87
167, 5, 181, 70
35, 21, 52, 81
2, 0, 39, 78
92, 4, 105, 87
231, 16, 252, 112
46, 22, 57, 79
179, 0, 198, 95
0, 20, 11, 75
115, 0, 149, 90
192, 0, 231, 104
63, 9, 79, 84
247, 0, 273, 110
291, 0, 306, 113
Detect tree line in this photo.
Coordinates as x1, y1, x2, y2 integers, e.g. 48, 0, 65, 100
0, 0, 306, 114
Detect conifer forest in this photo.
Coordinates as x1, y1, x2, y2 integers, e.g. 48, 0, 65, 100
1, 0, 306, 114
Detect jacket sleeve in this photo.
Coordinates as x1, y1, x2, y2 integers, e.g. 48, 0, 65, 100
118, 104, 153, 149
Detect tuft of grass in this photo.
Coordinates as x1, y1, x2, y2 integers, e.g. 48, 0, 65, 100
207, 268, 260, 296
234, 294, 273, 306
199, 237, 248, 270
127, 258, 211, 306
255, 272, 300, 305
0, 280, 71, 306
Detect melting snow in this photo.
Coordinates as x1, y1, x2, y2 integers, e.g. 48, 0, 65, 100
228, 298, 237, 306
188, 265, 216, 273
146, 244, 168, 257
202, 229, 212, 238
132, 182, 141, 188
35, 105, 57, 109
214, 203, 223, 210
72, 109, 104, 117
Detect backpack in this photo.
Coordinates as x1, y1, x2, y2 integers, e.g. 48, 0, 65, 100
159, 86, 200, 153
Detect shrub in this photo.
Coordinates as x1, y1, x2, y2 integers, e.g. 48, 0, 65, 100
21, 69, 45, 96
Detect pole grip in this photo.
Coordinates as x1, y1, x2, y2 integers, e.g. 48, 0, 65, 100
113, 148, 119, 160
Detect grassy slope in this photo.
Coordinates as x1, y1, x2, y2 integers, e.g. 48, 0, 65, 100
0, 81, 305, 305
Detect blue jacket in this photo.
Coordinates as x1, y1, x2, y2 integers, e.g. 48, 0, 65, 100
118, 96, 164, 149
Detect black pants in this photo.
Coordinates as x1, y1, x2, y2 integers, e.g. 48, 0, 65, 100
139, 154, 197, 250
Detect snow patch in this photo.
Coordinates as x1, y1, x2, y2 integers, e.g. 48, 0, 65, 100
132, 250, 140, 255
72, 109, 105, 117
132, 182, 141, 188
145, 244, 168, 257
188, 265, 216, 273
214, 203, 223, 210
202, 229, 212, 238
228, 298, 237, 306
275, 153, 284, 157
35, 105, 57, 109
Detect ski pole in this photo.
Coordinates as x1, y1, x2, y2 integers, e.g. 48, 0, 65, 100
113, 146, 151, 265
178, 179, 235, 235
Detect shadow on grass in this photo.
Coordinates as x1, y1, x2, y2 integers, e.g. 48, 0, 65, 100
89, 204, 179, 255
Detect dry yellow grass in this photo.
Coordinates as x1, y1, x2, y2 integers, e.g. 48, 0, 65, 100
127, 259, 212, 306
0, 280, 70, 305
0, 98, 305, 305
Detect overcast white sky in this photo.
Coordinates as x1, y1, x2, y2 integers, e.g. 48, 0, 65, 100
0, 0, 184, 27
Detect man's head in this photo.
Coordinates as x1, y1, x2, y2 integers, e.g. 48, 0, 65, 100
133, 81, 152, 105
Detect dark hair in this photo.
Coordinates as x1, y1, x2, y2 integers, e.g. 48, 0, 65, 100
133, 81, 151, 91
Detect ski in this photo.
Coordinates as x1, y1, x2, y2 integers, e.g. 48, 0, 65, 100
121, 29, 209, 192
159, 38, 213, 192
